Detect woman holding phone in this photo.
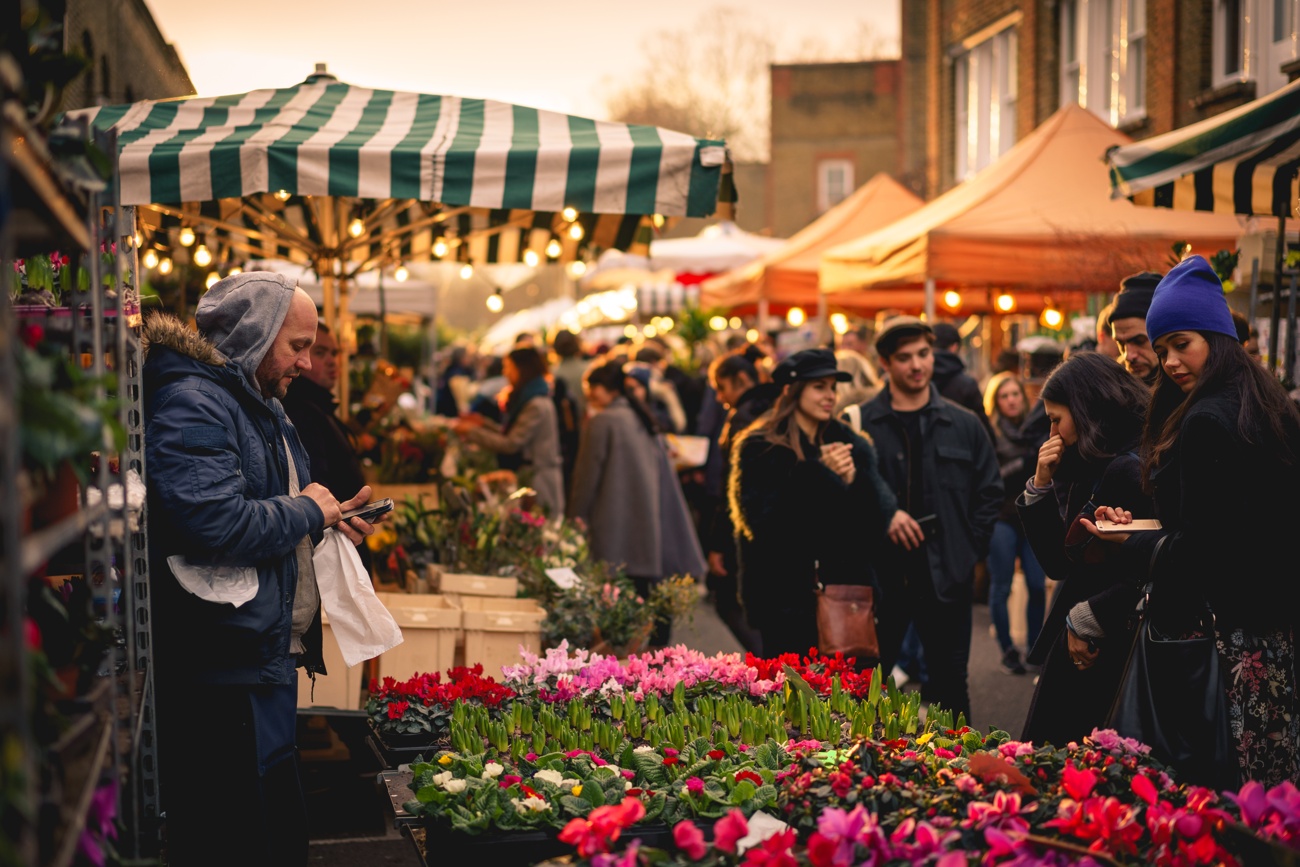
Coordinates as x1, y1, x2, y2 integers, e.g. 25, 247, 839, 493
1086, 256, 1300, 786
1014, 351, 1153, 747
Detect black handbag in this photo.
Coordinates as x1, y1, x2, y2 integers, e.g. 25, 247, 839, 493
1105, 576, 1238, 790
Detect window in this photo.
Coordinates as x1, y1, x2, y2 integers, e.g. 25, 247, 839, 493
955, 26, 1017, 181
1215, 0, 1299, 92
1060, 0, 1146, 125
816, 159, 854, 213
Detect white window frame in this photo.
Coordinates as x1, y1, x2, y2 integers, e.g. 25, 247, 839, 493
816, 159, 854, 213
1215, 0, 1300, 92
1060, 0, 1147, 126
955, 25, 1018, 181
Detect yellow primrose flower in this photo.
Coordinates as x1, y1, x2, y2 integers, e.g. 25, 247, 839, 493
571, 784, 582, 796
438, 754, 453, 765
916, 731, 935, 746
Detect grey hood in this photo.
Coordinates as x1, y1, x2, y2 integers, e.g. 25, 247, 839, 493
194, 271, 298, 385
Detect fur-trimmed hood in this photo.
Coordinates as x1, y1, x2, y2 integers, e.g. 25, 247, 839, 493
142, 313, 226, 367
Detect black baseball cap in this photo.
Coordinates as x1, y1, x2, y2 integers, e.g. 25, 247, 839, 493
772, 348, 852, 386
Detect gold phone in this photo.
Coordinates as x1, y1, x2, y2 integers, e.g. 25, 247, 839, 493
1095, 518, 1162, 533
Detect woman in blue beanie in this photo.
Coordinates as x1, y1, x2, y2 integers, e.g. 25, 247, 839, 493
1086, 254, 1300, 786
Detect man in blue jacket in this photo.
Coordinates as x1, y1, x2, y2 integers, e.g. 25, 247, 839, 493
856, 317, 1002, 724
143, 272, 380, 866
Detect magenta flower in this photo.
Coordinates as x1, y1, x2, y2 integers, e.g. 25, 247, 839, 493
713, 809, 749, 853
684, 776, 705, 794
673, 820, 707, 860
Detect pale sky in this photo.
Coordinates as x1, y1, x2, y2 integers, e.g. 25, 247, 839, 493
144, 0, 900, 119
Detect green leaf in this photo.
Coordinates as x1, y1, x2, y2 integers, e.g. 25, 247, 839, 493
559, 795, 591, 816
582, 782, 607, 807
642, 792, 668, 822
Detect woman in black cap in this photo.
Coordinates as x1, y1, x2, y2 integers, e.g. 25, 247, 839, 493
728, 348, 898, 657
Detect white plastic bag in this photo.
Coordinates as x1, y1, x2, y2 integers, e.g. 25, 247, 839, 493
313, 528, 404, 667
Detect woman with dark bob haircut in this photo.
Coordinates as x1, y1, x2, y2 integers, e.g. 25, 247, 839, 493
1014, 351, 1154, 747
1087, 255, 1300, 786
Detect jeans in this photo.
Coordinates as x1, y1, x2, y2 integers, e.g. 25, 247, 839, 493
895, 622, 927, 682
987, 519, 1046, 654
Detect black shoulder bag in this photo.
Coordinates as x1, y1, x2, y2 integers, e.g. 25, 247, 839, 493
1105, 538, 1238, 790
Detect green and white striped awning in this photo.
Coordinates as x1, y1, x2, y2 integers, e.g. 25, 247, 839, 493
1106, 77, 1300, 217
66, 70, 731, 269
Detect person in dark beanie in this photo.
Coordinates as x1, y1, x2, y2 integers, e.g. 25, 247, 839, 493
729, 349, 897, 656
143, 274, 384, 866
1109, 270, 1162, 384
1086, 254, 1300, 787
931, 321, 995, 443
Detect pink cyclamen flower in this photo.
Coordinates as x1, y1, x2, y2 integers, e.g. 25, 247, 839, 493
713, 809, 749, 853
673, 820, 708, 860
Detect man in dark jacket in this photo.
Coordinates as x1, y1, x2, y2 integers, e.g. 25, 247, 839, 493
931, 321, 995, 443
705, 353, 779, 652
857, 317, 1002, 723
144, 273, 382, 866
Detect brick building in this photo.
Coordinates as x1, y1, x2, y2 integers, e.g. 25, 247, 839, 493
58, 0, 194, 109
767, 60, 903, 238
901, 0, 1298, 200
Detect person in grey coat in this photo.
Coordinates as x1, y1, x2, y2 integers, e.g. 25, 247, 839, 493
456, 347, 566, 517
569, 360, 665, 587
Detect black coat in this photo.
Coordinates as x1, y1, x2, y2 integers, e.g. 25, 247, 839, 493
729, 419, 895, 646
858, 384, 1003, 603
708, 383, 781, 557
1016, 451, 1152, 746
933, 349, 995, 443
282, 377, 367, 502
1119, 389, 1300, 632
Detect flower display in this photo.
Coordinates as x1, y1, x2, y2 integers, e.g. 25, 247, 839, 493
366, 664, 515, 742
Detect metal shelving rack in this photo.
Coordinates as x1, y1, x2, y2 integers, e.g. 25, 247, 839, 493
2, 64, 157, 864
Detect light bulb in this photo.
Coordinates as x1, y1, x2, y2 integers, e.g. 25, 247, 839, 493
562, 206, 578, 222
643, 325, 658, 338
133, 231, 143, 248
158, 257, 173, 275
567, 260, 587, 278
348, 217, 365, 238
523, 249, 540, 267
995, 293, 1016, 313
205, 271, 220, 289
729, 316, 742, 329
1041, 307, 1064, 329
830, 312, 849, 335
568, 223, 584, 241
486, 293, 504, 313
178, 227, 195, 247
708, 316, 728, 331
786, 307, 806, 327
460, 264, 474, 280
546, 239, 562, 258
274, 189, 291, 201
745, 328, 759, 343
193, 244, 212, 267
433, 238, 448, 258
652, 214, 665, 228
394, 265, 409, 282
228, 266, 242, 275
623, 324, 638, 338
142, 249, 159, 269
943, 290, 962, 310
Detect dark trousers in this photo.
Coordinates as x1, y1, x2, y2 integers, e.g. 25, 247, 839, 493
878, 575, 974, 724
158, 680, 308, 867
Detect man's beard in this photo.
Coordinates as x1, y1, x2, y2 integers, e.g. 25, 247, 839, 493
256, 366, 295, 400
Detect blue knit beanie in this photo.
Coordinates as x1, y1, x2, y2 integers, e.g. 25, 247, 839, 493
1144, 255, 1237, 343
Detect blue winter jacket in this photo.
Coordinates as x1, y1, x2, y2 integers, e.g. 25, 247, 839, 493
143, 315, 325, 685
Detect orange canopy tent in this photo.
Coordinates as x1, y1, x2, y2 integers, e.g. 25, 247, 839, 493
820, 105, 1251, 315
701, 173, 922, 315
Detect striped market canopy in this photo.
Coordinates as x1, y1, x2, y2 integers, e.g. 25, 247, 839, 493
67, 69, 731, 269
1106, 77, 1300, 217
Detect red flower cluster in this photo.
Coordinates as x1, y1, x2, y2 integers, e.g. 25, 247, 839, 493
368, 664, 515, 709
558, 797, 646, 857
743, 648, 878, 698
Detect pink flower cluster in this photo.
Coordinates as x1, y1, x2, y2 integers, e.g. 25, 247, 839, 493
806, 805, 964, 867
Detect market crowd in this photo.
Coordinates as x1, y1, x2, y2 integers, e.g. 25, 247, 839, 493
139, 256, 1299, 863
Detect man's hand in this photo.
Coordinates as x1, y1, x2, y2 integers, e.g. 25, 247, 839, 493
335, 484, 385, 546
1034, 434, 1065, 488
300, 482, 343, 526
707, 551, 727, 577
888, 509, 924, 550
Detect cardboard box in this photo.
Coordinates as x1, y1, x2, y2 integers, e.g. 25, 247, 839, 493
460, 596, 546, 679
374, 592, 462, 682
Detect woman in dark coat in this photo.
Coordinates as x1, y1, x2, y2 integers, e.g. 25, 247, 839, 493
1087, 255, 1300, 786
729, 349, 896, 657
1015, 351, 1153, 748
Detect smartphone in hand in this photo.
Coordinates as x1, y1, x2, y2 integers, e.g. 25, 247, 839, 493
339, 497, 394, 525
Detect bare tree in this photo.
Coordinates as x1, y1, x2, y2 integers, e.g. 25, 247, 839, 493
600, 8, 895, 163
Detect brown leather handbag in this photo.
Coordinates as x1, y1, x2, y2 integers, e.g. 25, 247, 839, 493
814, 579, 880, 659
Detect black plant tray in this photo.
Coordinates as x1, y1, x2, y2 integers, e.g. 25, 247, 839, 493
407, 820, 711, 867
366, 720, 449, 768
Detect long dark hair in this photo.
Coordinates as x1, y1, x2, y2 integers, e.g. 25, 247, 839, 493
507, 347, 547, 384
1040, 351, 1148, 462
761, 378, 830, 461
584, 361, 659, 436
1143, 331, 1300, 488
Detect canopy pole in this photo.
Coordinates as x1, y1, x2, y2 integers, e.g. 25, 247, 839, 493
924, 278, 936, 321
1271, 216, 1285, 373
757, 296, 769, 333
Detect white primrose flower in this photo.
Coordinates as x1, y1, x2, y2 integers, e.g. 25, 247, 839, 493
443, 779, 467, 794
431, 771, 453, 787
624, 780, 634, 790
533, 769, 565, 786
633, 745, 655, 754
512, 796, 551, 814
560, 778, 580, 789
482, 762, 504, 779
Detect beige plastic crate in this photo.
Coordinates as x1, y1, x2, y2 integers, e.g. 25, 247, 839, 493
426, 565, 519, 598
461, 596, 547, 679
297, 611, 363, 710
374, 592, 462, 682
